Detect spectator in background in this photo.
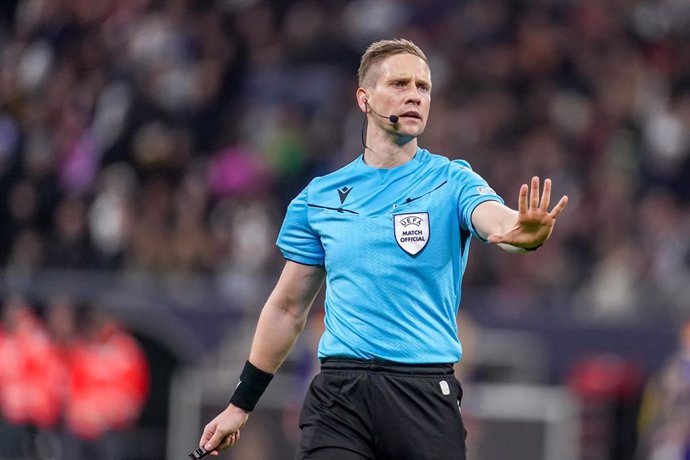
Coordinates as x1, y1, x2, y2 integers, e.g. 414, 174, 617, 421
44, 294, 78, 384
0, 295, 66, 458
45, 195, 100, 269
638, 318, 690, 460
63, 307, 149, 460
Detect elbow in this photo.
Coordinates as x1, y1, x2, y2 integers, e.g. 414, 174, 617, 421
268, 299, 309, 332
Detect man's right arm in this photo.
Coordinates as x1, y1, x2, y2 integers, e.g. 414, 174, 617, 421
249, 260, 326, 372
199, 260, 325, 455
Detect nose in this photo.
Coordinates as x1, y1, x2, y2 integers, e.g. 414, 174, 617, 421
405, 88, 422, 105
405, 87, 422, 105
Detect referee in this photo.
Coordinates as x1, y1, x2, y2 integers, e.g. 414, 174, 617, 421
198, 38, 568, 459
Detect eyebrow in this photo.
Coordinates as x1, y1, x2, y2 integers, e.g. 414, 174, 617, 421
387, 75, 432, 86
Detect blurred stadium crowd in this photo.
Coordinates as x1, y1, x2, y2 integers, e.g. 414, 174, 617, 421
1, 0, 690, 319
0, 295, 148, 459
1, 0, 690, 458
2, 0, 690, 321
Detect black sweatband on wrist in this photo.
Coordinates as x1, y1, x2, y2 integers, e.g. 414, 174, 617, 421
229, 361, 274, 412
524, 243, 543, 252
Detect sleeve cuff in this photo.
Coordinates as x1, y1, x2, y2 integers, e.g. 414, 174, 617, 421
279, 249, 324, 266
467, 197, 504, 242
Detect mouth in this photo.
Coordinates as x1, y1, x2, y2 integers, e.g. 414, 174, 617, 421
399, 111, 422, 120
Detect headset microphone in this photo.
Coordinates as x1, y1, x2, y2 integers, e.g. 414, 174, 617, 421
361, 100, 400, 149
365, 100, 399, 124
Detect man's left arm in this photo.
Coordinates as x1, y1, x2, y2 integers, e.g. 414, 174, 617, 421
471, 177, 568, 253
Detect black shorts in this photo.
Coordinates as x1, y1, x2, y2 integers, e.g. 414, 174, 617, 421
296, 358, 467, 460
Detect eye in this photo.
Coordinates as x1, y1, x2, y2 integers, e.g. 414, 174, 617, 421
392, 81, 404, 88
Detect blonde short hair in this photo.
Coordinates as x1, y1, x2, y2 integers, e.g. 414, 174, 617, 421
357, 38, 428, 87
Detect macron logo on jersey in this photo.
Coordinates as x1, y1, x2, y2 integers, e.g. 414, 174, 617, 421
394, 212, 429, 256
338, 186, 352, 204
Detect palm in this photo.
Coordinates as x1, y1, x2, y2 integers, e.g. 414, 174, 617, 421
488, 177, 568, 249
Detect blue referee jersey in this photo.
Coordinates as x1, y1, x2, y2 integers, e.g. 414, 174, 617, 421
277, 147, 503, 363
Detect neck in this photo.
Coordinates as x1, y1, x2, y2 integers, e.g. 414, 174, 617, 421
364, 124, 418, 169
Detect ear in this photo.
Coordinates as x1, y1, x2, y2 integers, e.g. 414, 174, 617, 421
356, 87, 368, 114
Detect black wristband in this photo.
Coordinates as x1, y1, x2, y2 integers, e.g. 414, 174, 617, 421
524, 243, 543, 252
229, 361, 274, 412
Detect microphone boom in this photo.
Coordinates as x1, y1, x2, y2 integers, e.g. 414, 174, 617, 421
366, 101, 399, 124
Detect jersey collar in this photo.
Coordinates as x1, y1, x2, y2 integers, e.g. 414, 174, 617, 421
357, 147, 427, 175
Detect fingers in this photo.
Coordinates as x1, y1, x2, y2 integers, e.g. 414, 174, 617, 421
202, 424, 227, 453
199, 427, 214, 451
487, 234, 503, 244
549, 195, 568, 218
540, 178, 551, 212
215, 431, 240, 451
521, 177, 559, 215
227, 432, 240, 448
518, 183, 528, 214
530, 176, 540, 209
519, 177, 540, 213
202, 430, 241, 457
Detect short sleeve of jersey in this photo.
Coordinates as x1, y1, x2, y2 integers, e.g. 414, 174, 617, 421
276, 185, 325, 265
449, 160, 504, 241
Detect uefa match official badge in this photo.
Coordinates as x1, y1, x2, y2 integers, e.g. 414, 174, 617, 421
394, 212, 429, 255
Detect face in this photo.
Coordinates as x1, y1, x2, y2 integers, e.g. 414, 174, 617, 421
359, 53, 432, 139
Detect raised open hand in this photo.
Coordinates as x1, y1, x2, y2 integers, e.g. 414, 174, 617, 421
487, 177, 568, 250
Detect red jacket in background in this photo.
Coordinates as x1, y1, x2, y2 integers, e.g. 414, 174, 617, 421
0, 310, 67, 428
66, 323, 149, 440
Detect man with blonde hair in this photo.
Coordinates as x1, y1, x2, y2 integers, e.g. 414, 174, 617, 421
197, 38, 567, 459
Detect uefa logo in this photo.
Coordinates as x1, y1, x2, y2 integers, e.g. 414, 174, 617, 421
394, 212, 429, 255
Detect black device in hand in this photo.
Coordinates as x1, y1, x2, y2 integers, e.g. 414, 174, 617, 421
188, 447, 208, 459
